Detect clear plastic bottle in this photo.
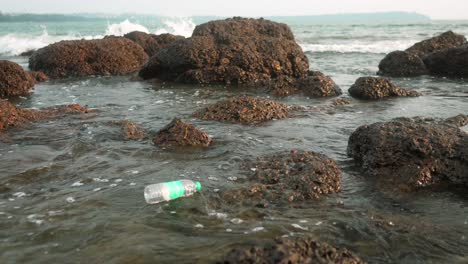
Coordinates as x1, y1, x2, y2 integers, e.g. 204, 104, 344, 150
144, 180, 202, 204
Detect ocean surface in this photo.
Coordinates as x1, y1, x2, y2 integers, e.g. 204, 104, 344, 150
0, 16, 467, 263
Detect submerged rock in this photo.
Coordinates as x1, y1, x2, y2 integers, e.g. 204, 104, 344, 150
0, 60, 36, 98
193, 96, 291, 125
124, 31, 185, 57
423, 45, 468, 78
348, 77, 420, 100
29, 37, 148, 79
267, 71, 342, 98
0, 100, 90, 131
347, 115, 468, 190
27, 71, 49, 82
153, 118, 213, 147
117, 121, 146, 141
378, 31, 467, 77
139, 17, 309, 84
217, 237, 365, 264
221, 150, 342, 205
377, 51, 428, 77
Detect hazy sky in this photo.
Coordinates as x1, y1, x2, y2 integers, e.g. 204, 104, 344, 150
1, 0, 467, 19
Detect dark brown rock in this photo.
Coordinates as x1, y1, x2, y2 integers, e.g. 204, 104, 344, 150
193, 96, 290, 124
266, 71, 341, 98
124, 31, 184, 57
19, 50, 36, 57
139, 17, 309, 85
118, 121, 146, 140
0, 60, 36, 98
221, 150, 342, 205
217, 237, 365, 264
423, 44, 468, 78
406, 31, 467, 58
347, 115, 468, 190
153, 118, 212, 147
348, 77, 420, 100
378, 31, 467, 77
27, 71, 49, 82
377, 51, 428, 77
29, 37, 148, 79
0, 99, 90, 131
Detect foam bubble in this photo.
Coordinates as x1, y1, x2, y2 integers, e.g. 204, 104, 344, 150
155, 17, 195, 37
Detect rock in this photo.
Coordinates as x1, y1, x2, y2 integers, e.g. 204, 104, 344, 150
0, 60, 36, 98
193, 96, 291, 125
377, 51, 428, 77
348, 77, 420, 100
124, 31, 185, 57
347, 115, 468, 190
406, 31, 467, 58
153, 118, 212, 147
217, 237, 365, 264
266, 71, 341, 98
117, 121, 146, 141
29, 37, 148, 79
27, 71, 49, 82
221, 150, 342, 205
139, 17, 309, 85
19, 50, 36, 56
378, 31, 467, 77
0, 99, 90, 131
330, 98, 351, 106
423, 45, 468, 78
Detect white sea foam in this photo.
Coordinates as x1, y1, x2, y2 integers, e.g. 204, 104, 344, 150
300, 40, 418, 54
155, 17, 195, 37
105, 19, 150, 36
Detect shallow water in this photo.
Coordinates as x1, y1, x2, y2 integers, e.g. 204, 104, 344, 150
1, 20, 468, 263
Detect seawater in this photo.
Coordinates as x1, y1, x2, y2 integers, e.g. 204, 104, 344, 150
0, 16, 467, 264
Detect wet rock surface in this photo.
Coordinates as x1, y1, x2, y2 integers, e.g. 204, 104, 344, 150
348, 77, 420, 100
0, 60, 36, 98
124, 31, 185, 57
153, 118, 212, 147
117, 121, 147, 141
217, 237, 365, 264
221, 150, 342, 205
377, 51, 428, 77
378, 31, 467, 77
27, 71, 49, 82
423, 44, 468, 78
0, 100, 90, 131
347, 115, 468, 190
29, 37, 148, 79
266, 71, 341, 98
139, 17, 309, 84
193, 96, 291, 124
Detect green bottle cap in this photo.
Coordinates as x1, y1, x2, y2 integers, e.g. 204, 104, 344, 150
195, 181, 202, 191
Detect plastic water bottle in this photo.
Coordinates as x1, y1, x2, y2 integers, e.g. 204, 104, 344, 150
144, 180, 202, 204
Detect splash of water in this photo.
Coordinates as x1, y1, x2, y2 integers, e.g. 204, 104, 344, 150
105, 19, 150, 36
155, 17, 196, 37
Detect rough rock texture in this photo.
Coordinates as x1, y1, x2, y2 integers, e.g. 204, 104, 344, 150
378, 31, 467, 77
423, 45, 468, 78
0, 60, 36, 98
406, 31, 467, 58
217, 237, 365, 264
221, 150, 342, 205
139, 17, 309, 85
27, 71, 49, 82
194, 96, 291, 124
377, 51, 428, 77
266, 71, 342, 97
118, 121, 146, 140
29, 37, 148, 79
0, 99, 90, 131
347, 115, 468, 190
348, 77, 420, 100
153, 118, 212, 147
124, 31, 185, 57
